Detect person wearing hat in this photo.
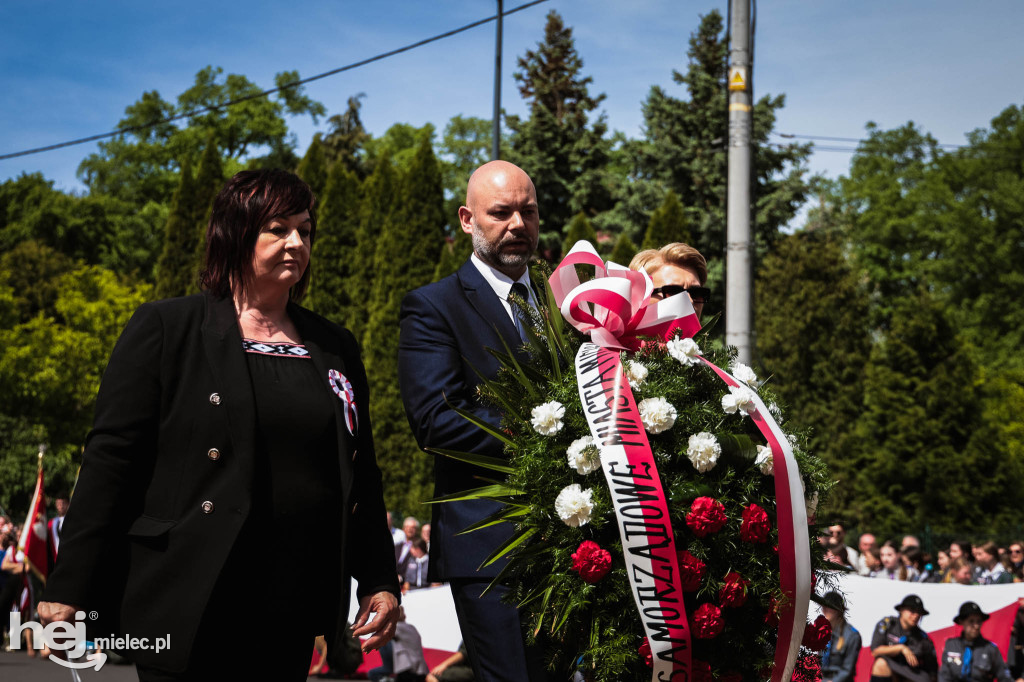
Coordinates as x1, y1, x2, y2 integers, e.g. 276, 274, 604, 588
821, 591, 862, 682
938, 602, 1013, 682
870, 594, 939, 682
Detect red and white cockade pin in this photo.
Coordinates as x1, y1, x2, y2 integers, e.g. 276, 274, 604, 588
328, 369, 358, 437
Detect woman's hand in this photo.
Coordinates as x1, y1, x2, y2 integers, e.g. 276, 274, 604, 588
902, 645, 919, 668
352, 591, 399, 653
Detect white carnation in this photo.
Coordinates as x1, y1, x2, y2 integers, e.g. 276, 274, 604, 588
755, 444, 774, 475
731, 361, 759, 387
638, 397, 677, 434
721, 385, 757, 417
666, 337, 703, 366
566, 436, 601, 475
686, 432, 721, 473
555, 484, 594, 527
531, 400, 565, 436
624, 360, 649, 389
768, 401, 784, 423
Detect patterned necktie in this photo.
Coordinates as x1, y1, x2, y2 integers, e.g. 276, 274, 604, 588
509, 282, 532, 343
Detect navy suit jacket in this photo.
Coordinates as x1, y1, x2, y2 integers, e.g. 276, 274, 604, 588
398, 259, 530, 580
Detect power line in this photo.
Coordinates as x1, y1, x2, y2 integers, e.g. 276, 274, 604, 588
775, 132, 966, 150
0, 0, 551, 162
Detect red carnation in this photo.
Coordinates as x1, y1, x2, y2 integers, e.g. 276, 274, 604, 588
792, 653, 823, 682
686, 497, 727, 538
718, 571, 749, 608
677, 550, 707, 592
801, 615, 832, 651
571, 540, 612, 583
740, 503, 771, 543
638, 637, 652, 667
692, 659, 712, 682
691, 603, 724, 639
764, 596, 781, 627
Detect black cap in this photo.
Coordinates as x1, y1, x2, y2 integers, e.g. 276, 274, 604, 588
821, 591, 846, 613
954, 601, 989, 625
894, 594, 929, 615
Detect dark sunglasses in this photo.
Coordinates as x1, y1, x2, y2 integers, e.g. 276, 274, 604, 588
651, 285, 710, 304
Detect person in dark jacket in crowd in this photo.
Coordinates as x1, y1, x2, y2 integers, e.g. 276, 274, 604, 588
939, 602, 1012, 682
821, 591, 862, 682
871, 594, 938, 682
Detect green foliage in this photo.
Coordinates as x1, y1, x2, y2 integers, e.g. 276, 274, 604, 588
438, 115, 493, 234
628, 11, 811, 257
607, 232, 638, 266
78, 65, 325, 208
434, 229, 473, 282
154, 158, 198, 299
0, 265, 151, 515
506, 10, 612, 254
346, 157, 397, 344
306, 162, 361, 324
561, 212, 598, 255
189, 137, 224, 293
640, 190, 690, 250
755, 230, 871, 525
296, 134, 330, 199
364, 123, 436, 175
322, 94, 371, 178
364, 138, 446, 513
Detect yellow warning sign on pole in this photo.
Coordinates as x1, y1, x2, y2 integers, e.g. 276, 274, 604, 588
729, 67, 747, 92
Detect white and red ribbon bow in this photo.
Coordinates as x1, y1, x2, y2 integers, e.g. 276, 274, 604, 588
548, 241, 701, 350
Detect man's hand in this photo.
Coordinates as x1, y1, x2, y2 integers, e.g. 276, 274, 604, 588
36, 602, 79, 661
351, 591, 399, 653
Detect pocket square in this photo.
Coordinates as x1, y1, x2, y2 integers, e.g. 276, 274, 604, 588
327, 369, 359, 437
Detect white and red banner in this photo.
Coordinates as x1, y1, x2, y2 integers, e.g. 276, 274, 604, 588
19, 456, 48, 584
576, 342, 691, 681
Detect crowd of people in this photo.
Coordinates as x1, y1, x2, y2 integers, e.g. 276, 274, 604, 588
822, 524, 1023, 585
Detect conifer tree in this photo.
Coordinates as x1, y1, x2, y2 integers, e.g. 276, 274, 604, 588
363, 138, 446, 512
561, 212, 598, 255
640, 191, 690, 250
345, 157, 396, 344
608, 233, 638, 266
506, 10, 612, 253
296, 134, 329, 198
305, 162, 360, 324
154, 159, 198, 299
323, 94, 370, 178
434, 229, 473, 281
189, 136, 223, 293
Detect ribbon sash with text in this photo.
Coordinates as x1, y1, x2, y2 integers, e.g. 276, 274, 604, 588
576, 342, 691, 682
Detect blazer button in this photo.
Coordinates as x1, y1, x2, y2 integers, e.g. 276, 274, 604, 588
209, 392, 222, 406
201, 500, 214, 514
352, 502, 359, 514
207, 448, 220, 461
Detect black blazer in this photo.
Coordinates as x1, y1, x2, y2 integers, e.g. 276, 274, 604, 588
398, 259, 530, 580
44, 293, 399, 671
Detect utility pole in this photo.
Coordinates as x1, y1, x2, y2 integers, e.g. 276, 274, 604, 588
492, 0, 503, 160
726, 0, 753, 364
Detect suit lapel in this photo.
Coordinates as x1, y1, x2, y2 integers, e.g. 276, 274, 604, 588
201, 293, 256, 490
457, 260, 525, 354
289, 304, 355, 503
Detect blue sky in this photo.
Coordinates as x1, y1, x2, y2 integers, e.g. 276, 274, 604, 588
2, 0, 1022, 201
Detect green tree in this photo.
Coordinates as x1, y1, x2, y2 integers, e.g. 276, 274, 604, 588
296, 134, 330, 199
189, 137, 224, 292
78, 66, 325, 209
346, 157, 397, 344
640, 190, 690, 250
506, 10, 612, 253
306, 163, 361, 325
154, 159, 198, 299
755, 229, 871, 524
363, 138, 446, 513
438, 115, 492, 235
607, 232, 638, 266
562, 212, 598, 255
627, 11, 811, 257
851, 294, 1020, 538
322, 94, 371, 177
434, 229, 473, 281
0, 265, 151, 513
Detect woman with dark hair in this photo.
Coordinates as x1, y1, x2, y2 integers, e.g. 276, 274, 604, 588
38, 169, 400, 681
874, 540, 918, 581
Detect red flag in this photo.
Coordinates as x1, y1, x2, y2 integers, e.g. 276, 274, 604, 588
18, 454, 48, 584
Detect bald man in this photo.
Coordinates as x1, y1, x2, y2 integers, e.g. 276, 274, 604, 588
399, 161, 546, 681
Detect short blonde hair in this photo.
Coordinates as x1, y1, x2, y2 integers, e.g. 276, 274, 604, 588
629, 243, 708, 285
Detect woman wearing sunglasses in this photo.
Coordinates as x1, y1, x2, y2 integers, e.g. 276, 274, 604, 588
629, 242, 710, 319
